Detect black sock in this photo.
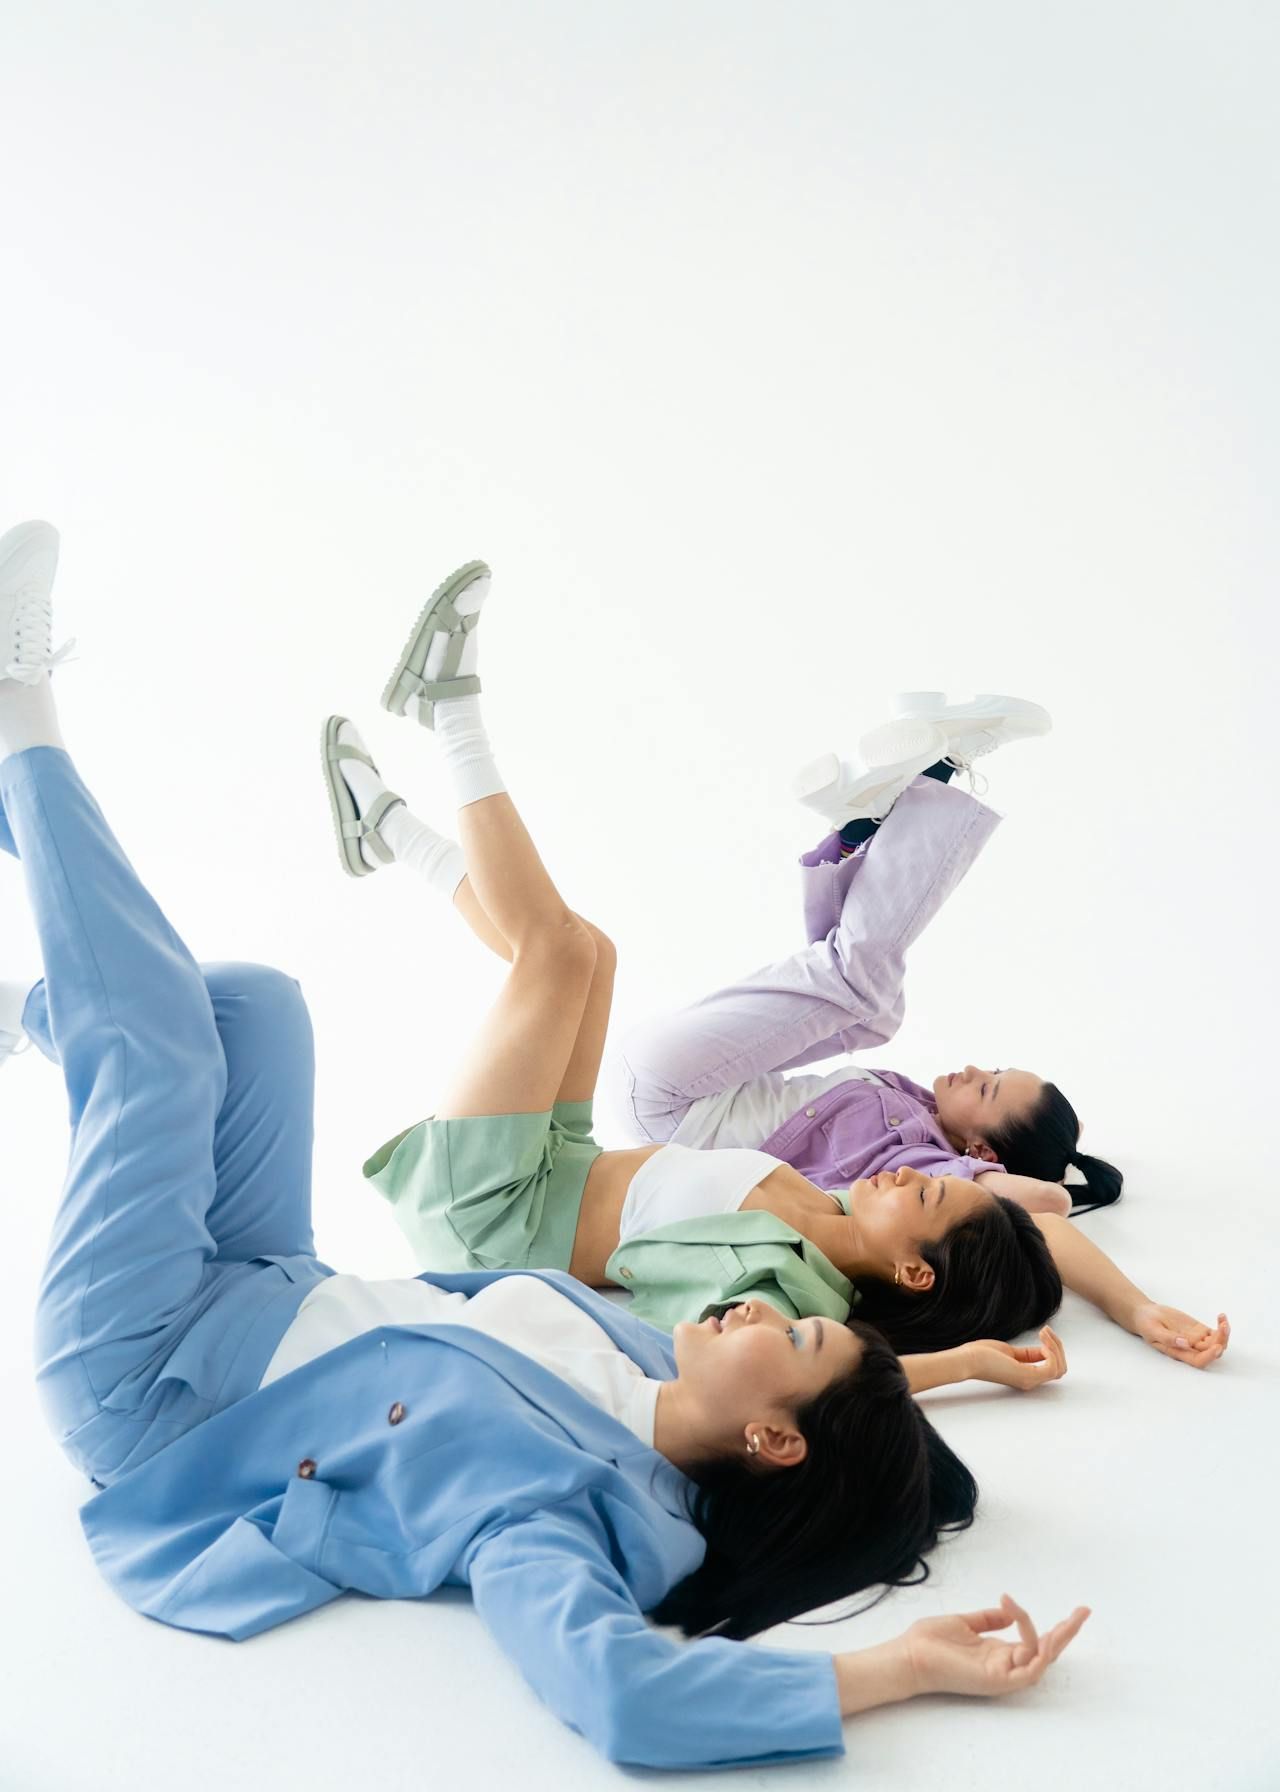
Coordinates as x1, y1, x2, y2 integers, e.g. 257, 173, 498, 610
837, 817, 880, 856
838, 761, 954, 858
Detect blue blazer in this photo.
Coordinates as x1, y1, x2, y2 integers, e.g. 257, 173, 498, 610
79, 1268, 843, 1770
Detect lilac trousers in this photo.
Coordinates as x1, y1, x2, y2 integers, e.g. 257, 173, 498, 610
613, 778, 999, 1142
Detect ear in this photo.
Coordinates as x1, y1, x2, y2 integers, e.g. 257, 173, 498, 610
743, 1421, 808, 1471
966, 1139, 1001, 1163
897, 1258, 936, 1294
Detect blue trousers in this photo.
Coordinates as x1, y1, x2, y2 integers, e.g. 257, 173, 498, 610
0, 748, 331, 1486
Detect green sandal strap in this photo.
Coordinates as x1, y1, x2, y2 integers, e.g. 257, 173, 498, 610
341, 791, 404, 865
326, 740, 380, 770
401, 670, 482, 706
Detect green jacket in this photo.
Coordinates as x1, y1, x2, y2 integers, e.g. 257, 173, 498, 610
605, 1210, 859, 1331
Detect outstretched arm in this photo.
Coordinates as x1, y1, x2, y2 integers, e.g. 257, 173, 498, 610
836, 1593, 1090, 1713
466, 1503, 1087, 1767
1033, 1212, 1230, 1368
977, 1169, 1072, 1217
902, 1326, 1067, 1395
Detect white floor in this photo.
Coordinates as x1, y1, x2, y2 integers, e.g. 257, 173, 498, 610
2, 5, 1278, 1788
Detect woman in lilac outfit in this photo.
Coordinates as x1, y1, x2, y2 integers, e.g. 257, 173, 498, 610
614, 696, 1229, 1367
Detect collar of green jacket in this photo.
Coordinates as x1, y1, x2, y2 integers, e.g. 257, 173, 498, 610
604, 1211, 858, 1331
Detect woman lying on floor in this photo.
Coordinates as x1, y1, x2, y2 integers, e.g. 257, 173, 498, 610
0, 522, 1084, 1773
329, 641, 1227, 1368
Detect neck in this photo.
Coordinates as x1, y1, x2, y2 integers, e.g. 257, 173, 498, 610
652, 1381, 721, 1475
807, 1209, 890, 1283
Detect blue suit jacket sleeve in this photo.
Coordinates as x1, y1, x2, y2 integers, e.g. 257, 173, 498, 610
465, 1502, 845, 1770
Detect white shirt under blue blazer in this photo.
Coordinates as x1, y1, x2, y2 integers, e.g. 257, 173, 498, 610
81, 1268, 844, 1771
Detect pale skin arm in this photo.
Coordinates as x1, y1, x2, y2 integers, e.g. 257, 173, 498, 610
1033, 1212, 1230, 1369
977, 1169, 1072, 1217
901, 1326, 1067, 1394
834, 1594, 1090, 1715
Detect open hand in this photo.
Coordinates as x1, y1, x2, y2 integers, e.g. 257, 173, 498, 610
905, 1593, 1090, 1697
966, 1326, 1067, 1391
1132, 1304, 1229, 1368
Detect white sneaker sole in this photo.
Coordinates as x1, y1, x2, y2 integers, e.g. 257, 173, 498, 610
793, 718, 946, 827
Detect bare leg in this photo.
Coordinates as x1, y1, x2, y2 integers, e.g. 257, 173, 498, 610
433, 792, 603, 1119
451, 876, 618, 1107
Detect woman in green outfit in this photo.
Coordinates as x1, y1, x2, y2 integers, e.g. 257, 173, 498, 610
324, 557, 1067, 1386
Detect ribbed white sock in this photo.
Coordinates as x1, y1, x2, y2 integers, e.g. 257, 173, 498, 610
433, 694, 505, 808
379, 806, 466, 897
334, 722, 467, 892
0, 673, 65, 761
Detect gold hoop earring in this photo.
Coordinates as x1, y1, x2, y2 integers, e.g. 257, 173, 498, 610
894, 1267, 901, 1286
747, 1434, 761, 1456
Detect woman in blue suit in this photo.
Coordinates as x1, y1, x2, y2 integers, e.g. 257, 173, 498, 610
0, 521, 1087, 1772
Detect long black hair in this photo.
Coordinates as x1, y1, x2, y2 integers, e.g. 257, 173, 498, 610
851, 1195, 1062, 1355
653, 1320, 978, 1641
988, 1082, 1124, 1215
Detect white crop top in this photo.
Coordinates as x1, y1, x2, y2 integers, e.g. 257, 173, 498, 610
259, 1273, 661, 1444
617, 1143, 790, 1243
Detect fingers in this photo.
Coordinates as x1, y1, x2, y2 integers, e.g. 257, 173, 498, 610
1040, 1326, 1067, 1379
1016, 1327, 1066, 1387
1153, 1320, 1230, 1369
1020, 1606, 1092, 1685
1000, 1593, 1039, 1666
961, 1604, 1017, 1634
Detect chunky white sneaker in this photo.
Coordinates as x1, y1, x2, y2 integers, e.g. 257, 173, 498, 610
0, 521, 74, 687
792, 717, 947, 827
892, 691, 1052, 771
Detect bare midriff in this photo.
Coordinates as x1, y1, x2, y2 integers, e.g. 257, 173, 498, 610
568, 1148, 848, 1287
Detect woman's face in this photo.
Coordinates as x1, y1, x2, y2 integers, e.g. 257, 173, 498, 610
931, 1063, 1043, 1150
848, 1166, 993, 1281
671, 1300, 861, 1441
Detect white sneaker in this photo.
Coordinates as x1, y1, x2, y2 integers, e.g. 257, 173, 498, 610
792, 717, 947, 827
892, 691, 1052, 771
0, 980, 33, 1066
0, 521, 74, 687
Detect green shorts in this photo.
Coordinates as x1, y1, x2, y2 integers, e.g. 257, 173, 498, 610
363, 1099, 603, 1274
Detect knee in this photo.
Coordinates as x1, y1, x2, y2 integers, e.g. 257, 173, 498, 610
518, 915, 598, 987
203, 961, 303, 1002
576, 920, 617, 978
202, 962, 314, 1045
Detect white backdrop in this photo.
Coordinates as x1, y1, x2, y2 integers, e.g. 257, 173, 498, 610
1, 4, 1277, 1789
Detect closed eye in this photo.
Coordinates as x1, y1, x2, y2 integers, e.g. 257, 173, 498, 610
787, 1325, 801, 1348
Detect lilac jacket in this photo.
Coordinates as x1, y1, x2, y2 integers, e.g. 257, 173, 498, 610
758, 1069, 1003, 1189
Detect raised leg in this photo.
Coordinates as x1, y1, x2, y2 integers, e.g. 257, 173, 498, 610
614, 778, 1000, 1141
0, 751, 229, 1435
19, 960, 318, 1261
432, 790, 601, 1118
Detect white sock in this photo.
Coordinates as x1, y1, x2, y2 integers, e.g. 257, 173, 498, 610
433, 694, 505, 808
0, 673, 65, 761
334, 722, 467, 891
379, 805, 466, 897
422, 573, 489, 686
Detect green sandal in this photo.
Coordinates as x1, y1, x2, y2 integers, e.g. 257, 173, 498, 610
321, 715, 404, 878
381, 559, 491, 729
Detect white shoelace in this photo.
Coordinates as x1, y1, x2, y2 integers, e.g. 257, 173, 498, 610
5, 584, 76, 684
943, 752, 991, 798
